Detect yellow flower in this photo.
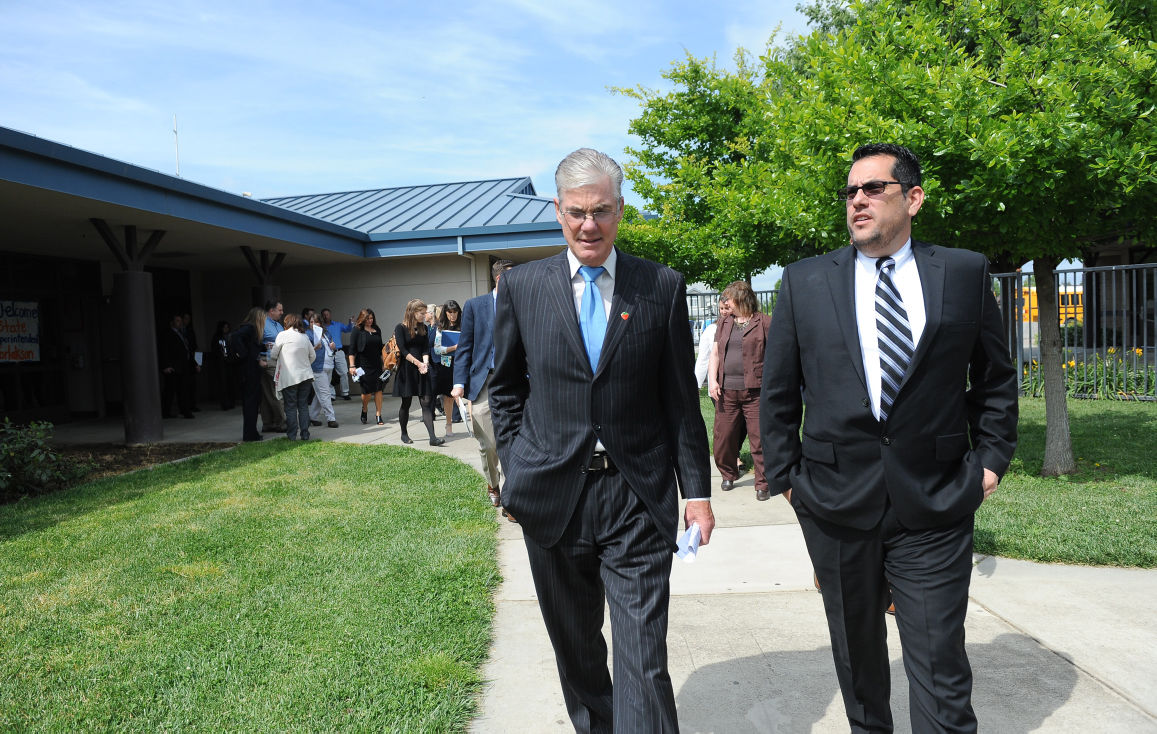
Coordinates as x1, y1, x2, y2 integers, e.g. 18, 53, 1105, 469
1066, 360, 1075, 368
1136, 348, 1144, 357
1108, 347, 1117, 354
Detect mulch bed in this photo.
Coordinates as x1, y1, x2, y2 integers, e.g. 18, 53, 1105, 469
52, 443, 237, 483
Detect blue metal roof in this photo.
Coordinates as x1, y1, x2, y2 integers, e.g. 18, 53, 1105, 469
263, 178, 559, 241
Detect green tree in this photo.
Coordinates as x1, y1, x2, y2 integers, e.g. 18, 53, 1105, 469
615, 51, 817, 287
620, 0, 1157, 475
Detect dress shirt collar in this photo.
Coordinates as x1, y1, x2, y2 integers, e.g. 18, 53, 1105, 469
566, 246, 618, 281
854, 238, 913, 273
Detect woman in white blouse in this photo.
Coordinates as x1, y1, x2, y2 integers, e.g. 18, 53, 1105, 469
271, 313, 316, 440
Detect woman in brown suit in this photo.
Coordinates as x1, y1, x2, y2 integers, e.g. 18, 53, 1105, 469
708, 280, 772, 501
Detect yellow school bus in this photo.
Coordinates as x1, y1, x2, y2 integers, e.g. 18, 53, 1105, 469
1022, 286, 1084, 326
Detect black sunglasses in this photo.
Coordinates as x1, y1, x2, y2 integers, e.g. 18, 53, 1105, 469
837, 180, 908, 201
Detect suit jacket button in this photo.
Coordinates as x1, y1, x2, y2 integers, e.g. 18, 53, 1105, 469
881, 436, 891, 445
593, 424, 601, 432
862, 398, 870, 408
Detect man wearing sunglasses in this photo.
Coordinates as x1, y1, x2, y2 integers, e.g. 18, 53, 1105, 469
761, 143, 1018, 732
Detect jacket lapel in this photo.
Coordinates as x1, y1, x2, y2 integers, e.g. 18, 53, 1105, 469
594, 250, 635, 380
827, 246, 868, 395
906, 241, 944, 384
545, 251, 591, 375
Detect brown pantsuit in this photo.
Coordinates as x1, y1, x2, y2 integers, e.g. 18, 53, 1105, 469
712, 387, 765, 492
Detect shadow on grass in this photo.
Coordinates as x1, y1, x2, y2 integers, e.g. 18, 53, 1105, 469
0, 439, 299, 542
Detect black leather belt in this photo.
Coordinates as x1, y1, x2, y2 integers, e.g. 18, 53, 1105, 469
587, 451, 617, 473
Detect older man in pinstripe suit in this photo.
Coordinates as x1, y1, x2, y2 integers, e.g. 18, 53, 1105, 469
490, 148, 715, 733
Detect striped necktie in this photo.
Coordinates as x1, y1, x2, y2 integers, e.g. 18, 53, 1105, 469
875, 257, 914, 422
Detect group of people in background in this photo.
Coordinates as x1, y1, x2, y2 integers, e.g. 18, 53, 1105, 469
197, 296, 470, 447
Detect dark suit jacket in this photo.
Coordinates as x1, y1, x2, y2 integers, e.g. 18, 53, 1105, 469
453, 291, 495, 402
158, 327, 192, 375
490, 249, 711, 549
760, 241, 1018, 531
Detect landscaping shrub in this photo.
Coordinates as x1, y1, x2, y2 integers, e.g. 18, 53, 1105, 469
0, 419, 88, 502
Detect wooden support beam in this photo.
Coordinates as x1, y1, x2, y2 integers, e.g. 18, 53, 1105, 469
239, 245, 287, 284
88, 218, 166, 271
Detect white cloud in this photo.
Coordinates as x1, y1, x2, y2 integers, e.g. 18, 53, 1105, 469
1, 0, 808, 208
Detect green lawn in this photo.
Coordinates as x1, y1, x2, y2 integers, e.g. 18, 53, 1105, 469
978, 398, 1157, 567
0, 440, 499, 731
701, 393, 1157, 567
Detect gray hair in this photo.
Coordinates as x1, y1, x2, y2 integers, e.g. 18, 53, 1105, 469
555, 148, 623, 200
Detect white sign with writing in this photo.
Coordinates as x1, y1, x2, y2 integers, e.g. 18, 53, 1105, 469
0, 301, 40, 362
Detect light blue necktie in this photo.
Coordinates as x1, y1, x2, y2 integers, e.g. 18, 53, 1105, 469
579, 266, 607, 370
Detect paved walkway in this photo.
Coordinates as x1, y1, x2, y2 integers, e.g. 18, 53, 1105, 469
54, 403, 1157, 733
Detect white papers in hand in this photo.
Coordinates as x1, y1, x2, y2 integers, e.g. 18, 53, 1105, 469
352, 367, 365, 382
455, 397, 474, 436
676, 522, 702, 563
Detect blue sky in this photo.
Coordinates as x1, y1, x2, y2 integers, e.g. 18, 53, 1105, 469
3, 0, 810, 286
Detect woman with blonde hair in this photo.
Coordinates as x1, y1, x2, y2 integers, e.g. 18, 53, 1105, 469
271, 312, 316, 440
708, 280, 772, 500
392, 298, 444, 446
234, 306, 267, 442
349, 308, 386, 425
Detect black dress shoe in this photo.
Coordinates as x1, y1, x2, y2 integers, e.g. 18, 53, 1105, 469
429, 436, 445, 447
310, 420, 322, 426
721, 480, 735, 491
755, 488, 771, 501
341, 394, 351, 400
327, 420, 339, 428
400, 435, 413, 444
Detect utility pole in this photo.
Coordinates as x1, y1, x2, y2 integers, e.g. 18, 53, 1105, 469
173, 114, 181, 177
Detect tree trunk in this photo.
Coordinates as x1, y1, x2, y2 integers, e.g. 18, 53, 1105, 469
1035, 255, 1078, 476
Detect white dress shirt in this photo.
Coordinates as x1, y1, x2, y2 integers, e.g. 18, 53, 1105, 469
566, 247, 615, 452
855, 240, 926, 421
566, 247, 616, 320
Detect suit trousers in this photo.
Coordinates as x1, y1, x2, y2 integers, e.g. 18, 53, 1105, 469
332, 349, 351, 396
522, 469, 678, 734
310, 368, 336, 422
712, 388, 765, 492
259, 358, 286, 430
470, 372, 502, 489
794, 499, 976, 734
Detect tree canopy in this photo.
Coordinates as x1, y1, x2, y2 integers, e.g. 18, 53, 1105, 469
618, 0, 1157, 282
617, 0, 1157, 475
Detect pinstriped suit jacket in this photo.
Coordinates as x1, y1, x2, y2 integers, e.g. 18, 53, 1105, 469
490, 248, 711, 549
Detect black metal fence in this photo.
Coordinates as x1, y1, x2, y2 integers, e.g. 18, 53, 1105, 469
991, 264, 1156, 400
688, 263, 1157, 399
688, 290, 778, 347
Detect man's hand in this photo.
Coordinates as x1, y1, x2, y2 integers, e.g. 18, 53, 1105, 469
451, 386, 464, 400
684, 501, 715, 545
982, 468, 999, 502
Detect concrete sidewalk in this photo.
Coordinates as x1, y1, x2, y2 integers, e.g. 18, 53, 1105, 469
54, 405, 1157, 732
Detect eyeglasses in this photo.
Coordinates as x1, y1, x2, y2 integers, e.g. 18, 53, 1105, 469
561, 208, 619, 224
836, 180, 906, 201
